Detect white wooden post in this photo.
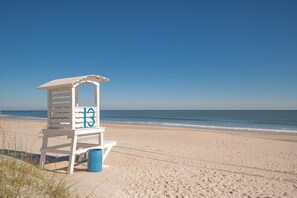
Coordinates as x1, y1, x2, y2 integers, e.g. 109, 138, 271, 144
75, 87, 78, 107
71, 87, 75, 129
41, 89, 51, 168
40, 134, 48, 168
68, 135, 77, 174
47, 90, 51, 128
95, 84, 100, 128
95, 83, 103, 145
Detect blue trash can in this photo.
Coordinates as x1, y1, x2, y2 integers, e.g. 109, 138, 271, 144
88, 149, 103, 172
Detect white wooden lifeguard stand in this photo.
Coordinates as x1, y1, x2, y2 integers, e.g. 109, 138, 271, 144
38, 75, 116, 174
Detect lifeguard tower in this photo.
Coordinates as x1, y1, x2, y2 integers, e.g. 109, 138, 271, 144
38, 75, 116, 174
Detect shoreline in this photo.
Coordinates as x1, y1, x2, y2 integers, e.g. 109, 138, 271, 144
1, 117, 297, 143
1, 116, 297, 136
103, 120, 297, 134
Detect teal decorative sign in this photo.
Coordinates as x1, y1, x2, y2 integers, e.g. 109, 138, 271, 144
84, 107, 95, 128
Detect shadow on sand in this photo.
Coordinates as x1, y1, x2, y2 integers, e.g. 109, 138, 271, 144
0, 149, 69, 165
0, 149, 89, 173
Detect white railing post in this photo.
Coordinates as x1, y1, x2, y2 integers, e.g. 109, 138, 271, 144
95, 84, 100, 128
47, 89, 51, 129
71, 87, 75, 129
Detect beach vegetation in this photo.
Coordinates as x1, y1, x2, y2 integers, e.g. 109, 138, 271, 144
0, 120, 89, 198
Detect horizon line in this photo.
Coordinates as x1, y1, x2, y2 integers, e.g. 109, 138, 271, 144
1, 109, 297, 111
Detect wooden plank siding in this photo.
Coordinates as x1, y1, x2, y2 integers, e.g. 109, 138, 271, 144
49, 88, 72, 129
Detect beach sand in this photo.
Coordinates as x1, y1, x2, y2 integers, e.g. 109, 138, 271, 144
1, 118, 297, 197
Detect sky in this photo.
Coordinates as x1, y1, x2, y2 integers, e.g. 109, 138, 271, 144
0, 0, 296, 110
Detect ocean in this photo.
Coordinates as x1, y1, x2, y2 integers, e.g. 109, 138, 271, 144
0, 110, 297, 133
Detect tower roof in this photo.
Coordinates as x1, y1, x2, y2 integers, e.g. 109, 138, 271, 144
38, 74, 109, 89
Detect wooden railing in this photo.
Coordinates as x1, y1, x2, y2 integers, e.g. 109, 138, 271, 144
74, 106, 97, 128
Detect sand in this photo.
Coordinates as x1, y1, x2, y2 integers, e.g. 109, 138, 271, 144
1, 118, 297, 197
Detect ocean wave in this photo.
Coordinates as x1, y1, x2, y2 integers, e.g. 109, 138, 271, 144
0, 115, 47, 120
104, 121, 297, 134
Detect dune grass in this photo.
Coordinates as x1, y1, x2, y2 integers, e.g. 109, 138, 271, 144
0, 120, 89, 198
0, 155, 81, 198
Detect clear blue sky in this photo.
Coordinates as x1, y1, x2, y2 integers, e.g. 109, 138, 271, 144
0, 1, 296, 110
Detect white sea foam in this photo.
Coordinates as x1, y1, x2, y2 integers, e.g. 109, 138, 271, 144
0, 115, 47, 120
21, 117, 47, 120
105, 121, 297, 134
160, 123, 297, 133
